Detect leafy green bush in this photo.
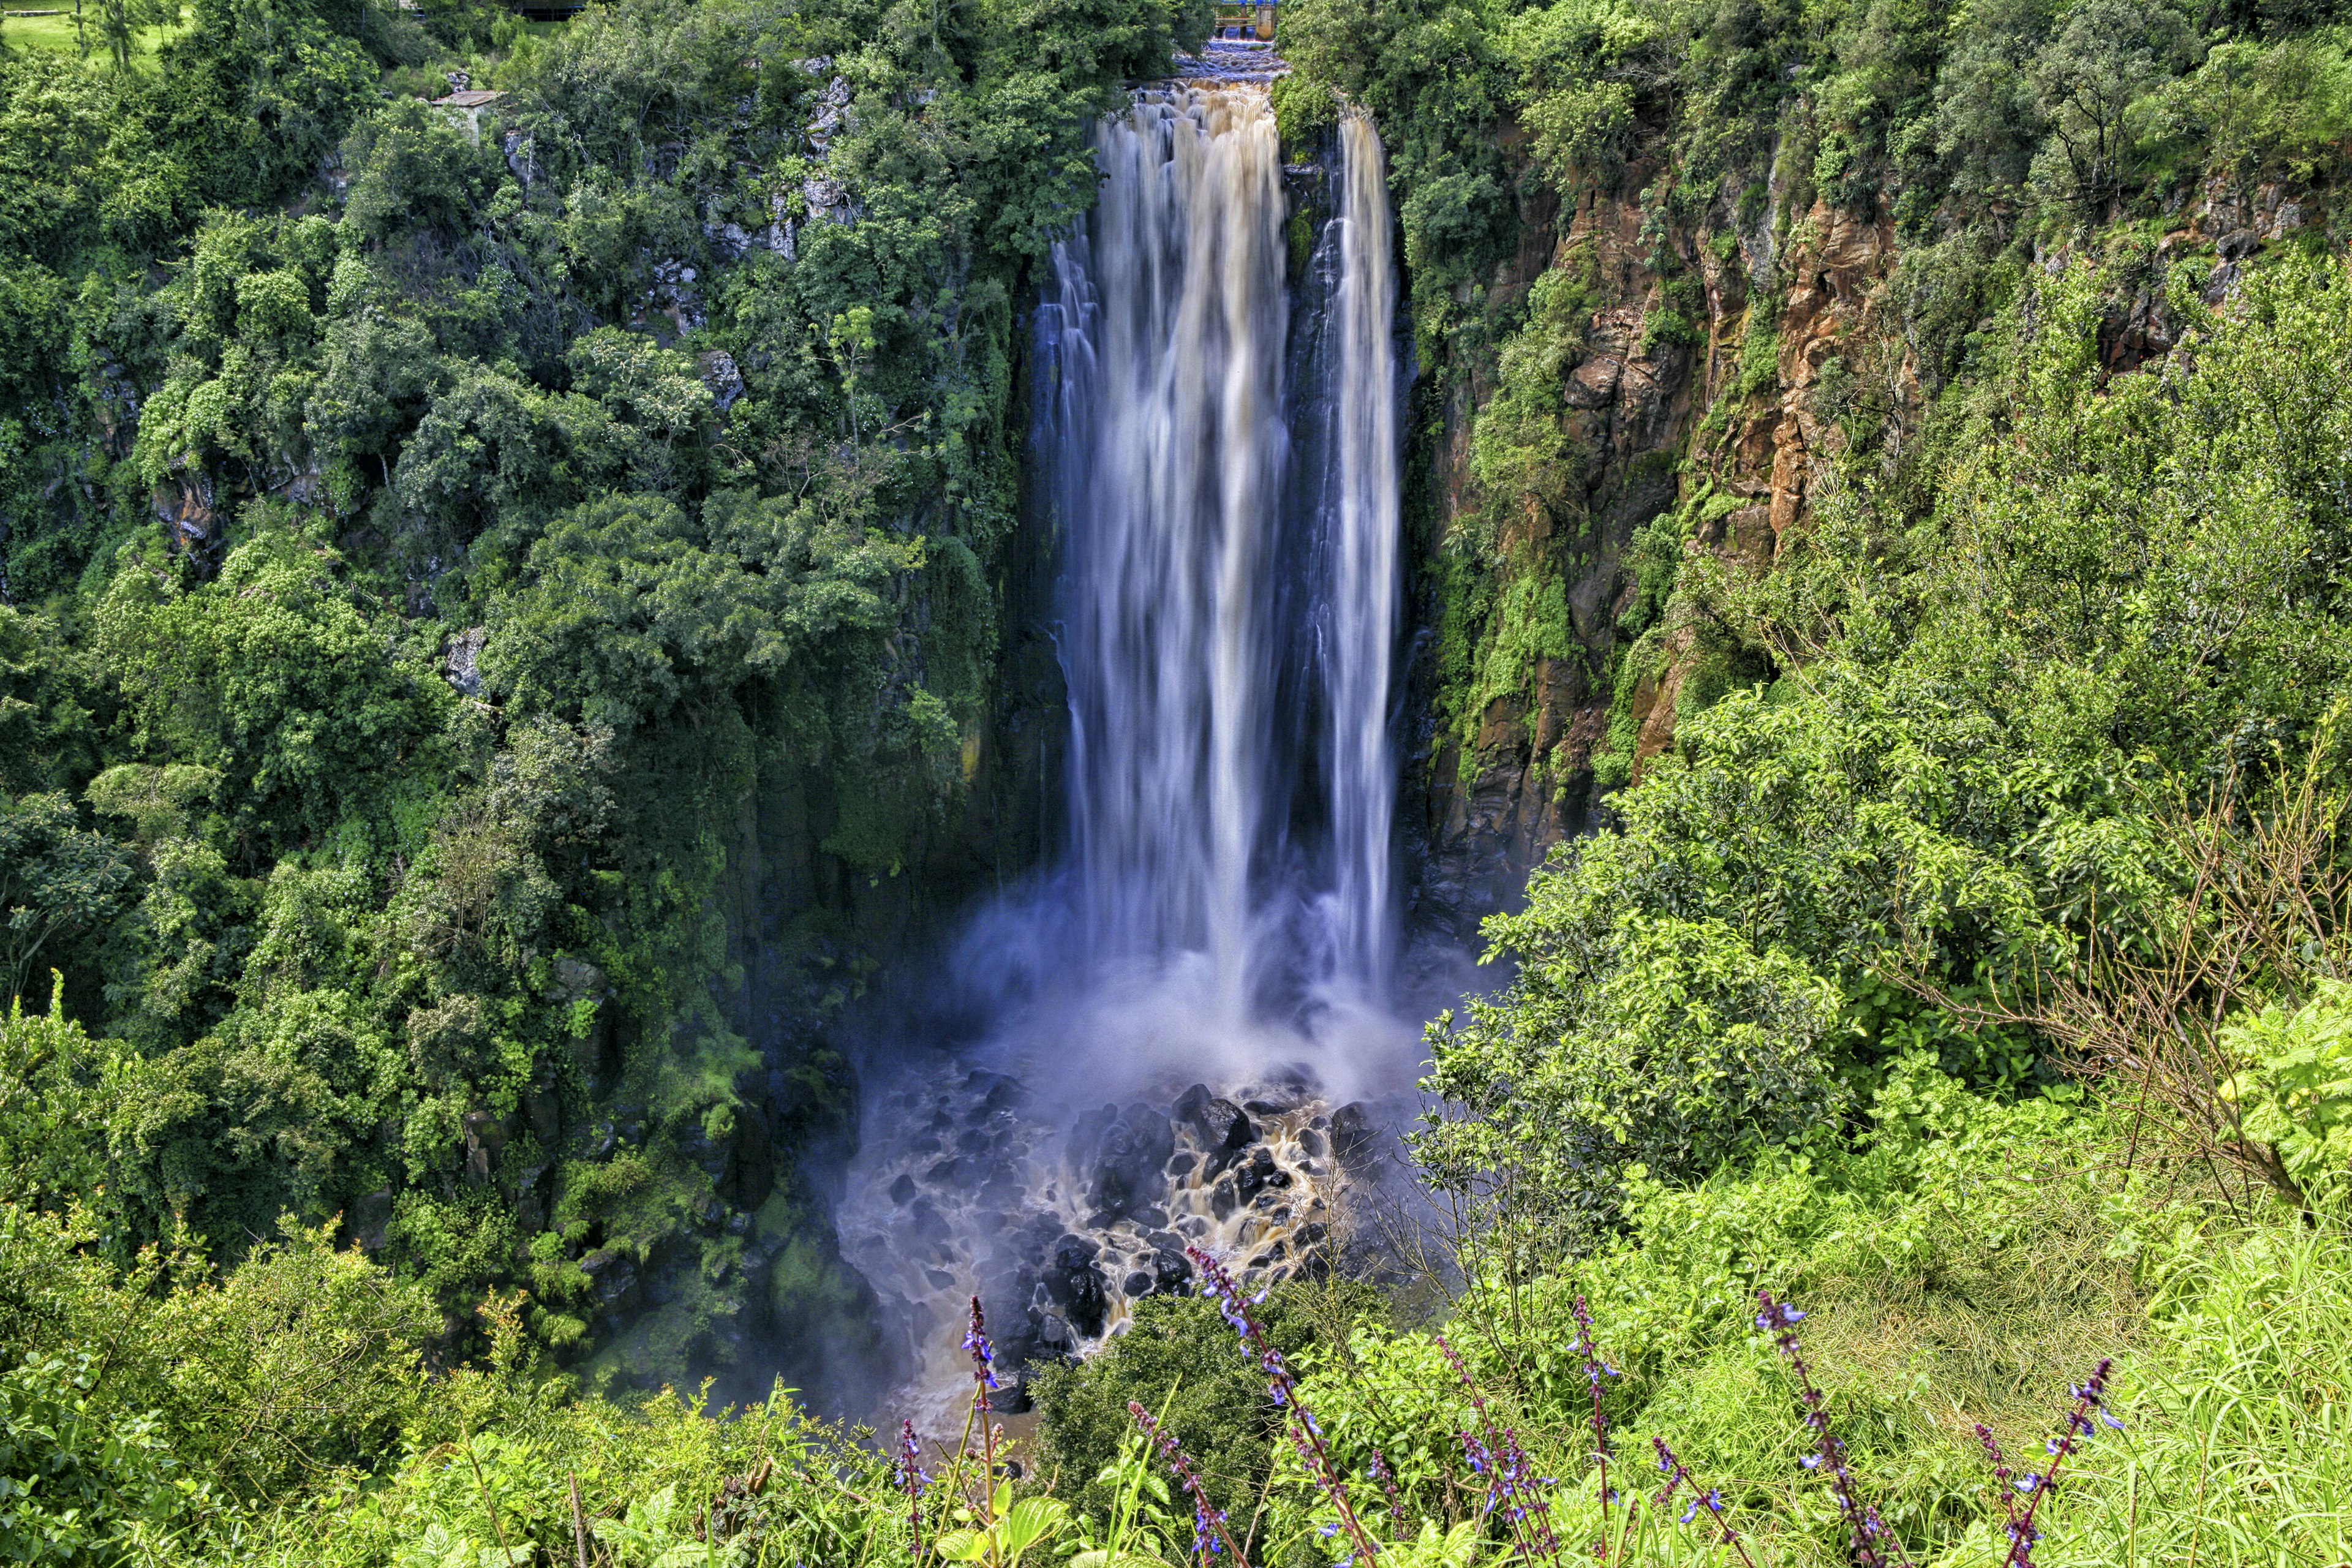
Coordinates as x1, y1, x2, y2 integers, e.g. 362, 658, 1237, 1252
0, 1352, 200, 1567
1031, 1283, 1374, 1532
2222, 979, 2352, 1207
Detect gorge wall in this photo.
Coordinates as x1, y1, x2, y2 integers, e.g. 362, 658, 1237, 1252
1398, 143, 2327, 929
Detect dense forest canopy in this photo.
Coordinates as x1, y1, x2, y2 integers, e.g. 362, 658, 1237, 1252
2, 0, 1210, 1385
3, 0, 2352, 1561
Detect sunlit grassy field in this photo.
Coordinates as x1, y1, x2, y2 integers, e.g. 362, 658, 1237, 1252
2, 5, 187, 69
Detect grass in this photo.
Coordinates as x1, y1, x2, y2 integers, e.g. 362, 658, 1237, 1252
2040, 1218, 2352, 1568
1, 7, 187, 70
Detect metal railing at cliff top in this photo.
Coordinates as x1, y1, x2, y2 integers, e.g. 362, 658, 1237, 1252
1210, 1, 1275, 39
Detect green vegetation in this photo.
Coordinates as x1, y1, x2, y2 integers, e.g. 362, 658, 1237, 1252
0, 0, 1210, 1419
6, 0, 2352, 1562
1280, 0, 2352, 797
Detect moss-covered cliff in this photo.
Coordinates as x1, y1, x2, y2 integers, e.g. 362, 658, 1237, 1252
1278, 0, 2352, 921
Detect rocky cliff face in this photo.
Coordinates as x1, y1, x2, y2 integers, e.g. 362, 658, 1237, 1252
1406, 149, 2325, 928
1409, 142, 1910, 925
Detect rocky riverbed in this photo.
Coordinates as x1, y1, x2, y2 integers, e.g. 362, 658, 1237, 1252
837, 1060, 1384, 1425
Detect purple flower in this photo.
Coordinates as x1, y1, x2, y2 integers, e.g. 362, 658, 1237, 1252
1652, 1438, 1755, 1568
894, 1419, 926, 1551
962, 1297, 1001, 1392
1758, 1291, 1894, 1568
1130, 1400, 1249, 1563
1188, 1246, 1378, 1565
1991, 1357, 2116, 1568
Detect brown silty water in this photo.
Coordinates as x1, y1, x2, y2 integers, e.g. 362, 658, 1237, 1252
840, 1061, 1381, 1428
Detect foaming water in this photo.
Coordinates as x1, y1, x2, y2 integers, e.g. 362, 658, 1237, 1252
838, 88, 1411, 1422
1054, 86, 1290, 1018
1324, 111, 1401, 990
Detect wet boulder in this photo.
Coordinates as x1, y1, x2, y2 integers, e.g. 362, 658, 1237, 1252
965, 1069, 1023, 1110
1089, 1106, 1175, 1221
1330, 1102, 1377, 1167
1152, 1248, 1193, 1293
1235, 1145, 1284, 1199
1174, 1084, 1256, 1150
1043, 1232, 1109, 1336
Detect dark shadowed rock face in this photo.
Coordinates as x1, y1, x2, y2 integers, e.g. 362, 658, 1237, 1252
1174, 1082, 1257, 1174
1087, 1105, 1176, 1222
1044, 1232, 1109, 1336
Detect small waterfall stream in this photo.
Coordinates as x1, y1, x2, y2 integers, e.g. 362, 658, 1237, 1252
839, 80, 1411, 1420
1324, 112, 1401, 991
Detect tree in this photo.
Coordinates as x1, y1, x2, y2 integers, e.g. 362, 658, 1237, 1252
0, 794, 130, 1008
2029, 0, 2198, 213
94, 0, 171, 73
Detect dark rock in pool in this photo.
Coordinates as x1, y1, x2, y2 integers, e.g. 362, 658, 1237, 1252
1236, 1145, 1280, 1197
1174, 1084, 1257, 1156
1298, 1128, 1325, 1157
1069, 1102, 1120, 1170
1043, 1232, 1109, 1335
1210, 1175, 1239, 1220
925, 1158, 967, 1186
965, 1068, 1021, 1101
1152, 1248, 1193, 1292
981, 1173, 1025, 1208
1330, 1102, 1377, 1166
889, 1173, 918, 1204
1166, 1151, 1196, 1177
968, 1072, 1023, 1117
1123, 1270, 1153, 1296
1089, 1106, 1175, 1221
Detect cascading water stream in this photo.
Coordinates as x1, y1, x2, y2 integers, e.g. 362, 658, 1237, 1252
1049, 88, 1400, 1011
1323, 111, 1401, 992
837, 78, 1411, 1421
1052, 88, 1291, 1017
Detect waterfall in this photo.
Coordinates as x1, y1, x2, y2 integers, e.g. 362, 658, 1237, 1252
834, 86, 1411, 1423
1324, 111, 1401, 990
1039, 86, 1401, 1014
1047, 88, 1289, 1018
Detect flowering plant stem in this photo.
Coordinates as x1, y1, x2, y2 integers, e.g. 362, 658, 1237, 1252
1129, 1399, 1253, 1565
1651, 1436, 1757, 1568
1572, 1295, 1615, 1562
897, 1419, 926, 1559
1436, 1333, 1559, 1565
1757, 1291, 1909, 1568
1993, 1357, 2119, 1568
1189, 1246, 1383, 1567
